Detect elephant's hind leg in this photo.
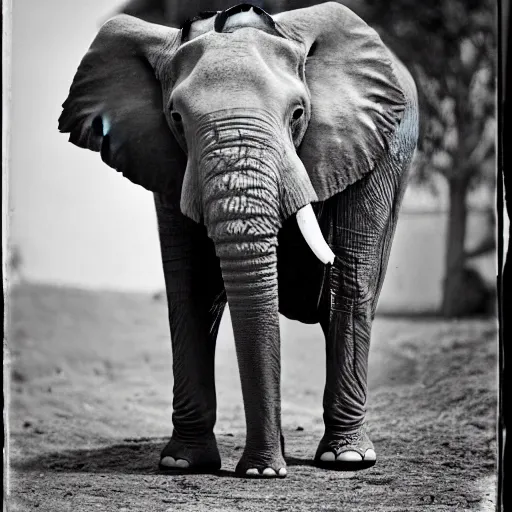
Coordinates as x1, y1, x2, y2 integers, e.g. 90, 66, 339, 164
154, 194, 226, 473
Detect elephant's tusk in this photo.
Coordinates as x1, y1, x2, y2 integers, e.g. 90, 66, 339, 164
296, 204, 335, 265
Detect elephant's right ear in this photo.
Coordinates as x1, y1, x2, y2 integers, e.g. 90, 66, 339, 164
275, 3, 407, 202
58, 15, 185, 198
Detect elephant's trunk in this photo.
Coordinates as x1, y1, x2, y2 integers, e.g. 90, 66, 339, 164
199, 120, 283, 462
214, 233, 281, 461
199, 115, 283, 308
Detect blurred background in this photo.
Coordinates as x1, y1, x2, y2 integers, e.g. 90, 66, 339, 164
6, 0, 498, 317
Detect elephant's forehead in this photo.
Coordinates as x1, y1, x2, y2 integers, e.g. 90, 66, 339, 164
170, 28, 302, 82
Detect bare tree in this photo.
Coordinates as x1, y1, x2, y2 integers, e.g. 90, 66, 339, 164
356, 0, 496, 316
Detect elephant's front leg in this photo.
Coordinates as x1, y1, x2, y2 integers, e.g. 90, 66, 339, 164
315, 168, 406, 469
155, 194, 226, 472
316, 293, 377, 469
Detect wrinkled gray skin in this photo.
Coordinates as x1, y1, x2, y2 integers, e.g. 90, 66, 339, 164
59, 2, 418, 478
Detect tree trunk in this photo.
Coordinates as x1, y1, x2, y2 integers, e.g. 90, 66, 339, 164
441, 177, 469, 317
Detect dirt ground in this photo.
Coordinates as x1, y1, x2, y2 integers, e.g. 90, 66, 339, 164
6, 283, 498, 511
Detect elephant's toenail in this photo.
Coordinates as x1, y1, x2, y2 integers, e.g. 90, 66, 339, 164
246, 468, 259, 476
262, 468, 276, 476
364, 449, 377, 461
175, 459, 190, 468
160, 456, 176, 467
336, 451, 363, 462
278, 468, 287, 477
320, 452, 335, 461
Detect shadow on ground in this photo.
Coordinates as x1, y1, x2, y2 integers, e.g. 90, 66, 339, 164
13, 432, 322, 477
13, 437, 171, 475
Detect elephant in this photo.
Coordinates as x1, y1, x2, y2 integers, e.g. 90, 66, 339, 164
59, 2, 418, 478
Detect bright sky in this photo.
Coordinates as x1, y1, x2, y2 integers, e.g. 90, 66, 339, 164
8, 0, 166, 291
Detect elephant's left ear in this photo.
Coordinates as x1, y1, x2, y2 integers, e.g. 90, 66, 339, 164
59, 15, 185, 198
275, 2, 406, 201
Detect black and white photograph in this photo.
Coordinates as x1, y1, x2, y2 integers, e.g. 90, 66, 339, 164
3, 0, 503, 510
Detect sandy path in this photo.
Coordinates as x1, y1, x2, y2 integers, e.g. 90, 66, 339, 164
6, 284, 497, 511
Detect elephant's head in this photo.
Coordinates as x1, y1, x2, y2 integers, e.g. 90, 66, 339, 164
60, 2, 405, 269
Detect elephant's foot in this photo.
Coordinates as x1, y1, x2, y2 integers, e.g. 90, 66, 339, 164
235, 451, 287, 478
314, 423, 376, 470
235, 434, 287, 478
159, 435, 221, 473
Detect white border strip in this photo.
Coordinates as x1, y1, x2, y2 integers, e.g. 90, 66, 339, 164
3, 0, 13, 497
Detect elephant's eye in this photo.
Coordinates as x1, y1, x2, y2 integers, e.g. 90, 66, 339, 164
171, 111, 182, 124
168, 101, 183, 124
292, 107, 304, 121
290, 106, 305, 144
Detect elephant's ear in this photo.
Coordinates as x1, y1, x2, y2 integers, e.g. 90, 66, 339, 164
275, 3, 406, 201
59, 15, 185, 199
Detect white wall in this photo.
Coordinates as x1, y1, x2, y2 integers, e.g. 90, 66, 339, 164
379, 210, 495, 312
9, 0, 165, 291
